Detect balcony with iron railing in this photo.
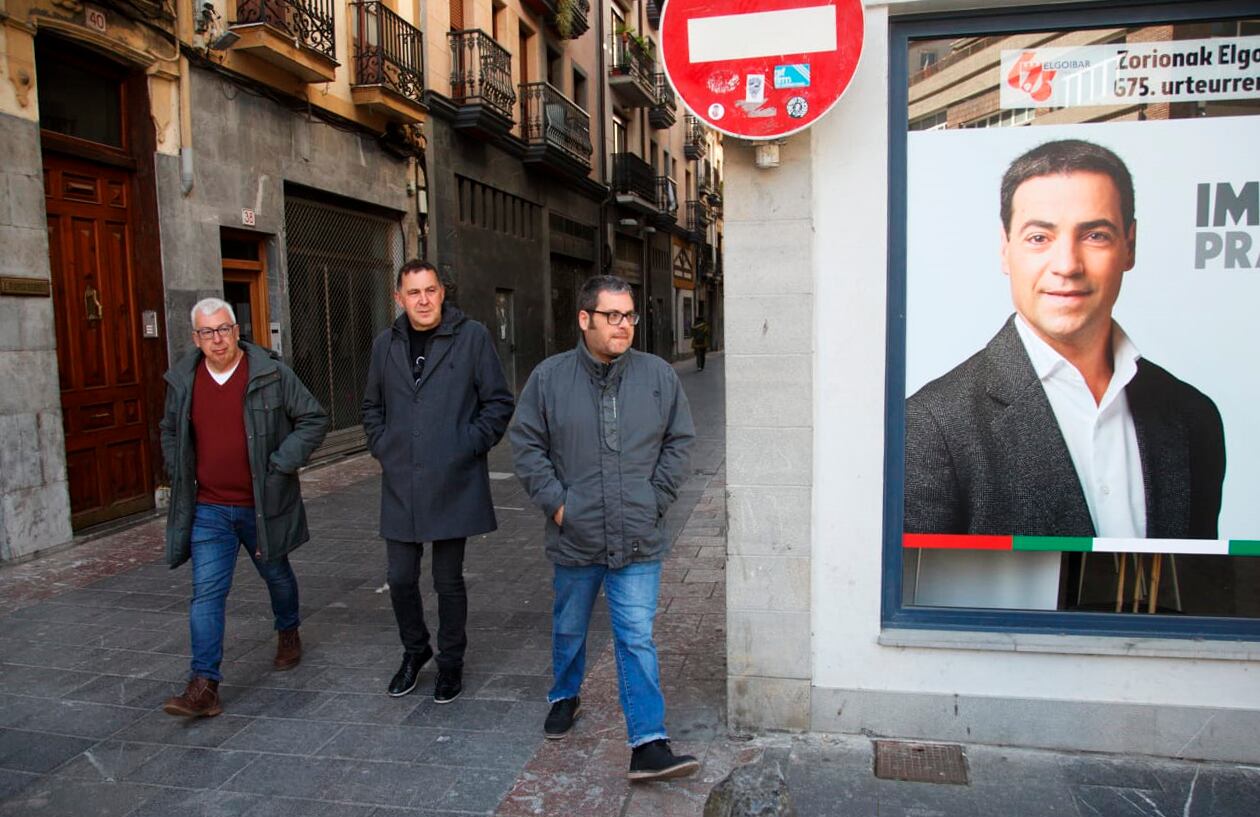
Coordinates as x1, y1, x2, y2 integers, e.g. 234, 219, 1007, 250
230, 0, 338, 82
652, 175, 679, 227
646, 0, 662, 29
349, 1, 425, 122
684, 114, 707, 160
648, 73, 675, 129
608, 30, 656, 107
520, 81, 592, 177
687, 199, 711, 235
612, 153, 658, 214
448, 29, 516, 136
521, 0, 591, 40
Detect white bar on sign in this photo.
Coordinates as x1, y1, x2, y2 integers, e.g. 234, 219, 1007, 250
1090, 538, 1230, 556
687, 6, 837, 64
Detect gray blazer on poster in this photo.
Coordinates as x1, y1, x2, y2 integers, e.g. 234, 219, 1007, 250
361, 307, 515, 543
904, 316, 1226, 539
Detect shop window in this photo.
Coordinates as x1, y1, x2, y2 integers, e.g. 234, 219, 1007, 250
888, 2, 1260, 638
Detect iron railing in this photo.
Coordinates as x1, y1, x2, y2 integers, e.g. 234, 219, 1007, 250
609, 31, 655, 89
656, 176, 678, 217
520, 81, 592, 166
687, 199, 710, 233
235, 0, 336, 61
350, 1, 424, 104
449, 29, 516, 120
654, 72, 675, 110
684, 114, 707, 160
646, 0, 662, 28
550, 0, 591, 39
612, 153, 656, 203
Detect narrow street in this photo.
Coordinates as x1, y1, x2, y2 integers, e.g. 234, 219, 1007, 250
2, 354, 1258, 816
0, 355, 732, 817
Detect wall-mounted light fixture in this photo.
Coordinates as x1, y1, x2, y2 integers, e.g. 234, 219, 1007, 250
195, 2, 241, 51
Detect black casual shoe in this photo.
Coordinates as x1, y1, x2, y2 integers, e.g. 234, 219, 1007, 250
387, 647, 433, 697
434, 667, 462, 704
628, 739, 700, 782
543, 696, 581, 739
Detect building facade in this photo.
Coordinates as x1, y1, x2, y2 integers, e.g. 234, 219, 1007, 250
0, 0, 722, 561
724, 0, 1260, 762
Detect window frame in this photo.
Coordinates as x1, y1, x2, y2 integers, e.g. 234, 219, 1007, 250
882, 0, 1260, 641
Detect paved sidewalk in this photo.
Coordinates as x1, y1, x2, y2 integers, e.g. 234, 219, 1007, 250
2, 352, 1259, 816
0, 355, 729, 817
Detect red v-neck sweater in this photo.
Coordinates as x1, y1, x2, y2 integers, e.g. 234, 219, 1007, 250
192, 357, 254, 507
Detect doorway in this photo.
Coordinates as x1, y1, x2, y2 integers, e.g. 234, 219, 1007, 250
39, 38, 163, 530
221, 231, 270, 348
494, 289, 517, 391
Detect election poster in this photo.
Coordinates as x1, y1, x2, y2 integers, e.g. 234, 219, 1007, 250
901, 109, 1260, 611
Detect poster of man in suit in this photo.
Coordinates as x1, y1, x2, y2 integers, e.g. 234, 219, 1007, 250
902, 118, 1258, 610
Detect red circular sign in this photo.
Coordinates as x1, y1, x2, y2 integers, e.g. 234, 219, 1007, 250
660, 0, 864, 140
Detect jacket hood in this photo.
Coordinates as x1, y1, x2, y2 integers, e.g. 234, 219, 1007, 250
392, 304, 468, 338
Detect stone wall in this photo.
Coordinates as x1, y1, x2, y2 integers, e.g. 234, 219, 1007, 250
0, 112, 74, 561
723, 135, 815, 731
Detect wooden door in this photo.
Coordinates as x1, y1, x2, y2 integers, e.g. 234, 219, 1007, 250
45, 153, 154, 528
222, 232, 270, 348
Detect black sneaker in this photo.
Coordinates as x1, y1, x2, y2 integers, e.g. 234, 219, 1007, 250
434, 667, 462, 704
387, 647, 432, 697
543, 696, 581, 739
628, 739, 700, 782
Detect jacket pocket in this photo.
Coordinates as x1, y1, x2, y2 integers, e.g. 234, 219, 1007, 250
263, 471, 300, 517
625, 477, 660, 538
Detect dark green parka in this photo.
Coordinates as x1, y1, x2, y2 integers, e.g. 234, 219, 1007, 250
159, 341, 330, 568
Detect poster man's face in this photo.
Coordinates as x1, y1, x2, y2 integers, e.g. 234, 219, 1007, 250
1001, 171, 1135, 356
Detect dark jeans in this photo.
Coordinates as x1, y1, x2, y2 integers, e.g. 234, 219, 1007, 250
386, 538, 467, 670
695, 349, 707, 370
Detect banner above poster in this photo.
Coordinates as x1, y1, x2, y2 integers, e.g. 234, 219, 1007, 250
1000, 36, 1260, 108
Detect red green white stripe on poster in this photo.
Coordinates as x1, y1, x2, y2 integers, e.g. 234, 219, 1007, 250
902, 533, 1260, 557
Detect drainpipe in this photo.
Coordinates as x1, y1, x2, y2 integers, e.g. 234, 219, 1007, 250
177, 0, 195, 195
596, 0, 607, 274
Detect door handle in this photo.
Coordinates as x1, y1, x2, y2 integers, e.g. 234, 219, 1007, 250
84, 286, 103, 323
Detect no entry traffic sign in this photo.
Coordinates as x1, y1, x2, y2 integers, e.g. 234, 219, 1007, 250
660, 0, 864, 140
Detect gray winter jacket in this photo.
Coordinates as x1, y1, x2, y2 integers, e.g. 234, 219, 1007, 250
361, 307, 514, 543
160, 341, 330, 568
510, 340, 695, 568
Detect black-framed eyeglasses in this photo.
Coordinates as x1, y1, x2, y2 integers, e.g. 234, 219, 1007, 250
589, 309, 640, 326
412, 354, 426, 386
194, 324, 236, 340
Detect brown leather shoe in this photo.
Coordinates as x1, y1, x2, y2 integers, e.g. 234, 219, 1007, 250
273, 627, 301, 671
163, 677, 222, 718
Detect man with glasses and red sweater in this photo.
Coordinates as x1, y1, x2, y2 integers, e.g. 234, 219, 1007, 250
160, 297, 328, 717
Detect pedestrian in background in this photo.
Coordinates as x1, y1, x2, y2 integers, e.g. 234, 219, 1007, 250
160, 298, 329, 718
690, 315, 710, 371
510, 274, 699, 781
362, 260, 514, 702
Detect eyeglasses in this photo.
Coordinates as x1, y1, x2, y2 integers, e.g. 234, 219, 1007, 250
194, 324, 236, 340
589, 309, 640, 326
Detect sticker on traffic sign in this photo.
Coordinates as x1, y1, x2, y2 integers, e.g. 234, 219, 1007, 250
661, 0, 864, 140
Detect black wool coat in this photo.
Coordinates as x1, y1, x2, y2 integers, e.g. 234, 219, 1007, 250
361, 307, 515, 543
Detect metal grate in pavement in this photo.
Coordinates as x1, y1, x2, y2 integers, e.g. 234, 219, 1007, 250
873, 740, 969, 785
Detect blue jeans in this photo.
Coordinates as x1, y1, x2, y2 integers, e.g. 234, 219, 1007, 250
549, 560, 667, 747
188, 503, 300, 682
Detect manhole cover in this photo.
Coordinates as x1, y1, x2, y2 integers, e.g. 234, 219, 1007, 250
873, 740, 969, 785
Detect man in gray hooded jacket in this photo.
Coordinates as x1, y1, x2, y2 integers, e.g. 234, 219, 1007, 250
510, 274, 697, 781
